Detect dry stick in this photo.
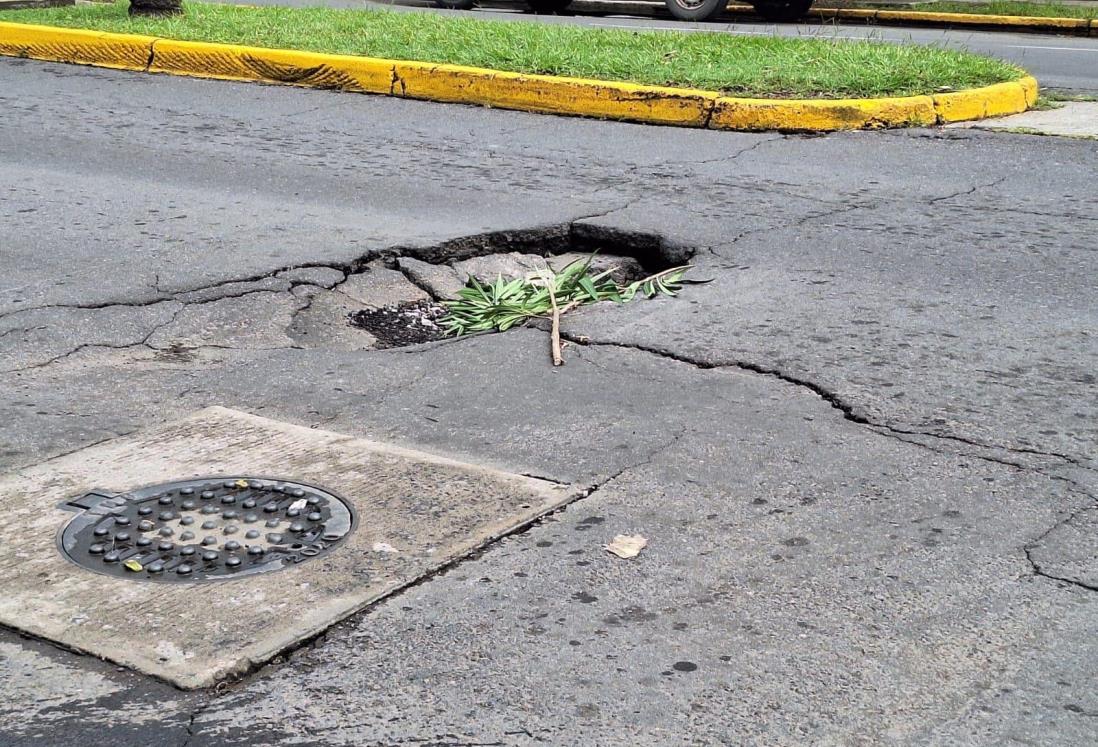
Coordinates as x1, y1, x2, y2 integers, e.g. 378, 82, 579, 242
546, 282, 579, 366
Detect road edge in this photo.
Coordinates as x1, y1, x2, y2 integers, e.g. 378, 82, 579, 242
0, 21, 1038, 131
726, 4, 1097, 36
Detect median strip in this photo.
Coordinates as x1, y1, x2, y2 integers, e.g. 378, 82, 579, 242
797, 5, 1096, 35
570, 0, 1097, 36
0, 3, 1037, 131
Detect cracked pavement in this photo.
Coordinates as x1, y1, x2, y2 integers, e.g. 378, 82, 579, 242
2, 57, 1097, 746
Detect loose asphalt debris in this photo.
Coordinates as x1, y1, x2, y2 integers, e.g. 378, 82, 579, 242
348, 300, 449, 348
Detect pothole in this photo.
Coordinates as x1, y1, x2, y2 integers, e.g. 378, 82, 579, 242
345, 245, 683, 348
21, 225, 699, 362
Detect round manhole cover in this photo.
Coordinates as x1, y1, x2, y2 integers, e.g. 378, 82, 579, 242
57, 477, 355, 583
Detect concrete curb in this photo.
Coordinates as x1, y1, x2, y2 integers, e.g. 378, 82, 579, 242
0, 21, 1038, 131
729, 4, 1097, 35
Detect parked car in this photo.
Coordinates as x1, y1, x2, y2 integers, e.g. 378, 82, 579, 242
434, 0, 814, 22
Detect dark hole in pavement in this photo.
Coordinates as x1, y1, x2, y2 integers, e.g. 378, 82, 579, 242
345, 227, 695, 348
348, 300, 449, 349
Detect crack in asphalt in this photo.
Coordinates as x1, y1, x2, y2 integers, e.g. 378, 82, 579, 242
926, 176, 1008, 204
6, 216, 1096, 613
562, 334, 1091, 472
686, 134, 784, 166
0, 265, 346, 325
179, 695, 215, 747
177, 425, 688, 705
2, 219, 693, 372
708, 199, 878, 253
4, 285, 332, 373
0, 218, 655, 326
560, 333, 1098, 594
1024, 544, 1098, 593
3, 300, 186, 374
1024, 498, 1098, 594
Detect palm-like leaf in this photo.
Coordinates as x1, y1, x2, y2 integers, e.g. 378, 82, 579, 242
440, 255, 699, 336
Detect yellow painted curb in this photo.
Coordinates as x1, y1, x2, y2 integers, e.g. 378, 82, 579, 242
0, 21, 154, 70
933, 76, 1038, 123
873, 8, 1090, 32
147, 38, 718, 127
725, 4, 1094, 34
391, 60, 717, 126
149, 38, 395, 93
710, 94, 937, 131
0, 21, 1037, 132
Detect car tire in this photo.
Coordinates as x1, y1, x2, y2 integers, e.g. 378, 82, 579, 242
434, 0, 477, 9
751, 0, 813, 21
527, 0, 572, 12
664, 0, 726, 21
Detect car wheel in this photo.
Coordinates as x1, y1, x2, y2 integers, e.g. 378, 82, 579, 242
434, 0, 477, 9
527, 0, 572, 12
751, 0, 813, 21
664, 0, 726, 21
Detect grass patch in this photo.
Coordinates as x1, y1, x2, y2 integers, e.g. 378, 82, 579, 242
2, 0, 1023, 98
905, 1, 1098, 19
1046, 91, 1098, 102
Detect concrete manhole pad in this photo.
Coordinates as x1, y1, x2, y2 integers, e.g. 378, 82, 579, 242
0, 407, 575, 688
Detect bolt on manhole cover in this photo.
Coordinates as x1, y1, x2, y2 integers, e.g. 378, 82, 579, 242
57, 477, 355, 582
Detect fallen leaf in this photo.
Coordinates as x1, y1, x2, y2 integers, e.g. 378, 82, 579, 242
606, 534, 647, 559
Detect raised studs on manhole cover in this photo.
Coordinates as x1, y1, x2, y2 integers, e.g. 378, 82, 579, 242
58, 477, 355, 583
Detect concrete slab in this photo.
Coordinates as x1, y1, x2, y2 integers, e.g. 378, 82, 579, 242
336, 261, 429, 308
0, 407, 574, 689
949, 102, 1098, 139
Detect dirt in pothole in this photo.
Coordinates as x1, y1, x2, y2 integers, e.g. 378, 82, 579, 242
348, 300, 450, 348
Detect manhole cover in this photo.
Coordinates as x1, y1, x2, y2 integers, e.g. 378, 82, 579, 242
57, 477, 355, 583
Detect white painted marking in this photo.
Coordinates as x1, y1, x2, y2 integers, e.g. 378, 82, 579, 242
1006, 45, 1098, 53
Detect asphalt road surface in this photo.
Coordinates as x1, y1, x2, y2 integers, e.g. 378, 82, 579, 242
1, 51, 1097, 746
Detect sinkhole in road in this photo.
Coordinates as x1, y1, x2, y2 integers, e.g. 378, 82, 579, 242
0, 407, 577, 689
347, 226, 695, 348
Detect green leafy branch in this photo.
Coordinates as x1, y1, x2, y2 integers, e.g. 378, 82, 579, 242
440, 255, 701, 365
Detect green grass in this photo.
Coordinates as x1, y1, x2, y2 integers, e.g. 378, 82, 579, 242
906, 1, 1098, 19
2, 0, 1024, 98
1046, 90, 1098, 102
1032, 95, 1063, 110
